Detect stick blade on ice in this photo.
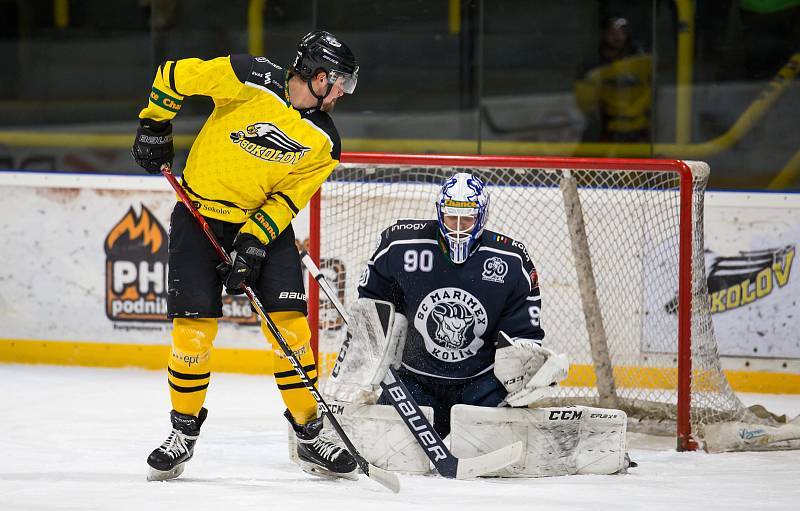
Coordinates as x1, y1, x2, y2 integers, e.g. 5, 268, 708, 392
366, 463, 401, 493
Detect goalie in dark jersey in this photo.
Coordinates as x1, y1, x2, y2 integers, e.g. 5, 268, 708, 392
328, 173, 570, 438
324, 173, 628, 477
131, 31, 359, 482
324, 174, 632, 477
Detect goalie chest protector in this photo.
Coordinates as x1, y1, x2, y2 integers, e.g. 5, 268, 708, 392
358, 219, 544, 381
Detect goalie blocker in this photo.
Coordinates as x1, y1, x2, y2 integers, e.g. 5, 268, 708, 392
321, 297, 632, 477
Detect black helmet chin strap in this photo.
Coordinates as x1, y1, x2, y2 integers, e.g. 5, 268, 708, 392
307, 79, 333, 109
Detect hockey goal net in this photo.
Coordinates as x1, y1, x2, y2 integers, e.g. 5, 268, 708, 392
307, 153, 765, 451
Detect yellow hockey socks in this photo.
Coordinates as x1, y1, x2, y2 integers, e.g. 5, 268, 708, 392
263, 311, 318, 424
168, 318, 217, 416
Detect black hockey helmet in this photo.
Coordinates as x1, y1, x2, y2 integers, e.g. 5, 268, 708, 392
292, 30, 358, 95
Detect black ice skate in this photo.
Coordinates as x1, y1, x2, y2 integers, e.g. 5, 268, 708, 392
147, 407, 208, 481
285, 410, 358, 480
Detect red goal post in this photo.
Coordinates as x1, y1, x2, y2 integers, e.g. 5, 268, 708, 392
307, 153, 743, 451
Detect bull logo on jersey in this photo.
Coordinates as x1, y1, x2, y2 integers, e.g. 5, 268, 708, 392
230, 122, 309, 164
432, 303, 474, 348
414, 287, 487, 362
482, 256, 508, 283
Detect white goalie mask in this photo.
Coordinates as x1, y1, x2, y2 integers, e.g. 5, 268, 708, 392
435, 173, 490, 264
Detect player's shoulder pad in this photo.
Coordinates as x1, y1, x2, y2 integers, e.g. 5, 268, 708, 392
300, 108, 341, 160
230, 54, 287, 97
381, 219, 438, 243
370, 219, 437, 262
482, 229, 536, 270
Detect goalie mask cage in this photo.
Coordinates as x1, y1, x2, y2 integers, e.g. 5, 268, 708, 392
308, 153, 762, 451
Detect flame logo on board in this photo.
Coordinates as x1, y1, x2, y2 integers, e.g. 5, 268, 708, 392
106, 206, 164, 255
104, 205, 168, 322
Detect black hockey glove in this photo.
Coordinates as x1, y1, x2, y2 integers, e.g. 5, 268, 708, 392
222, 234, 267, 295
131, 119, 174, 174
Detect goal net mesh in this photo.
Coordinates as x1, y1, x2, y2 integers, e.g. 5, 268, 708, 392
313, 160, 761, 441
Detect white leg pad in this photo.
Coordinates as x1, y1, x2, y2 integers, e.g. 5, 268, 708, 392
449, 404, 628, 477
288, 401, 435, 474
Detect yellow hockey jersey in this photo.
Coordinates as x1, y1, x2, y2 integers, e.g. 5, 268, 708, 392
574, 53, 652, 134
138, 54, 341, 246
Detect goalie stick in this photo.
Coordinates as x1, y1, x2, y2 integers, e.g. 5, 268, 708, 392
159, 164, 399, 494
300, 250, 524, 479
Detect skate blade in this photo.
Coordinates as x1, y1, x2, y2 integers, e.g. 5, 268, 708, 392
147, 462, 186, 481
298, 460, 359, 481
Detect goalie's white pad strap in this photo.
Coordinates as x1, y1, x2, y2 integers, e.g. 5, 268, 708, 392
322, 299, 407, 404
449, 404, 627, 477
321, 401, 434, 474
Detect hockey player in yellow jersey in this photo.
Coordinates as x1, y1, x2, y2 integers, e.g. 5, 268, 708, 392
132, 30, 359, 482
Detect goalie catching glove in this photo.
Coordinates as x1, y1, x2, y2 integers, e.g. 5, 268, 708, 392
493, 331, 569, 407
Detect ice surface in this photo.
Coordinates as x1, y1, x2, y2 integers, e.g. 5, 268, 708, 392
1, 364, 799, 511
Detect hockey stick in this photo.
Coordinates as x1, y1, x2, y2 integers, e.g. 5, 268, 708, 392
159, 164, 399, 493
300, 250, 524, 479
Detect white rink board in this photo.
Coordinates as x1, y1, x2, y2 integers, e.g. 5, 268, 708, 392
0, 172, 797, 360
703, 191, 800, 358
0, 172, 310, 349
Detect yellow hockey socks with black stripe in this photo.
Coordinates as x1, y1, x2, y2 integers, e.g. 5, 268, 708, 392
263, 311, 318, 424
168, 318, 217, 416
